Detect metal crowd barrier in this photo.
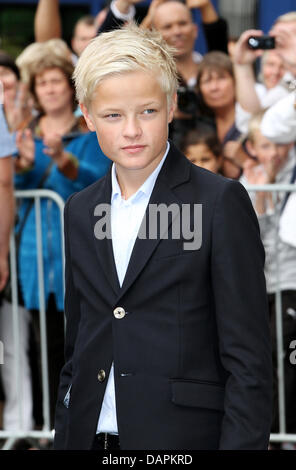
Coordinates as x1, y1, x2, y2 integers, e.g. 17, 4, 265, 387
245, 183, 296, 445
0, 189, 65, 450
0, 184, 296, 449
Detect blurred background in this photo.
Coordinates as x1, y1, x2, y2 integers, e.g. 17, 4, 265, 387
1, 0, 295, 57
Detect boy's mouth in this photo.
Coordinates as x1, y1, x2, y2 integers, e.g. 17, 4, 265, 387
122, 145, 146, 153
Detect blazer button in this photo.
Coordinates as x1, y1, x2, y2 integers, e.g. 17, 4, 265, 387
113, 307, 126, 319
97, 369, 106, 382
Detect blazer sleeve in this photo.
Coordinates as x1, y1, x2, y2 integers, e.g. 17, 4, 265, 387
211, 179, 273, 449
54, 192, 82, 449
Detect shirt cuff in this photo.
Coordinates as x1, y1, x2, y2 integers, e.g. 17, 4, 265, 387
110, 0, 136, 21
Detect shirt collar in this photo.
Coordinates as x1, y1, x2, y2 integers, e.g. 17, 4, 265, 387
111, 141, 170, 205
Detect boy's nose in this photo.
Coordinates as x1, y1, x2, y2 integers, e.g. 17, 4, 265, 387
123, 117, 142, 139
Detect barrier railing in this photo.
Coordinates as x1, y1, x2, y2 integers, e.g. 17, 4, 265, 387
245, 183, 296, 445
0, 184, 296, 449
0, 189, 65, 450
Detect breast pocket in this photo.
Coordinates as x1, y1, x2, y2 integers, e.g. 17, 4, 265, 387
153, 238, 201, 261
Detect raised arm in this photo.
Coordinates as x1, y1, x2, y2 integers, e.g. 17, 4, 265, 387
186, 0, 228, 53
233, 29, 264, 114
186, 0, 218, 23
34, 0, 62, 42
99, 0, 141, 33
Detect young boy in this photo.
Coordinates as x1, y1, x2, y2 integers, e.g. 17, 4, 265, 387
179, 126, 223, 174
242, 112, 296, 438
54, 24, 272, 450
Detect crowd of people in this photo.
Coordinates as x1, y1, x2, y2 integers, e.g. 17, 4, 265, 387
0, 0, 296, 450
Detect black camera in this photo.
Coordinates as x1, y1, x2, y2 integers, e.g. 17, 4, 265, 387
247, 35, 275, 50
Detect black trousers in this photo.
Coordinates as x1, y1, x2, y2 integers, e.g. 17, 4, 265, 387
91, 433, 121, 450
268, 290, 296, 433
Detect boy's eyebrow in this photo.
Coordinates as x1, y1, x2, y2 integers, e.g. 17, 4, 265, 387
96, 108, 121, 114
95, 101, 160, 114
140, 101, 159, 107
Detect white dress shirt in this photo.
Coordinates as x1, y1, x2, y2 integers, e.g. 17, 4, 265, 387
260, 91, 296, 144
96, 142, 170, 434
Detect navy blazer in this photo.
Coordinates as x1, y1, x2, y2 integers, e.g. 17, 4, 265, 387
54, 142, 272, 450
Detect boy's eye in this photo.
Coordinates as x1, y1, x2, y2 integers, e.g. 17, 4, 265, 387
143, 109, 156, 115
105, 113, 121, 119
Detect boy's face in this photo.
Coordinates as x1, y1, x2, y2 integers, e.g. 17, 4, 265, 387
185, 143, 221, 174
249, 130, 292, 172
81, 69, 175, 177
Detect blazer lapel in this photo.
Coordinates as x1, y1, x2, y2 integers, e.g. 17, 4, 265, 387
89, 143, 191, 302
89, 169, 120, 297
116, 143, 191, 302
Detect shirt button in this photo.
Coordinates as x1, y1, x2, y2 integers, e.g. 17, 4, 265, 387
97, 369, 106, 382
113, 307, 126, 319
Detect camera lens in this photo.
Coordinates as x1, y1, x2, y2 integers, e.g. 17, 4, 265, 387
248, 37, 259, 48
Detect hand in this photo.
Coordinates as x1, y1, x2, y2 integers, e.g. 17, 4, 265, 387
263, 157, 278, 183
94, 7, 108, 29
270, 24, 296, 72
16, 128, 35, 170
244, 162, 269, 185
244, 162, 275, 214
140, 0, 166, 29
43, 133, 64, 161
223, 140, 248, 166
115, 0, 142, 14
4, 83, 32, 132
0, 256, 9, 291
185, 0, 211, 9
233, 29, 264, 65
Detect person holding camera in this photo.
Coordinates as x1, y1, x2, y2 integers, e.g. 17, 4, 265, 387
233, 29, 289, 135
260, 12, 296, 143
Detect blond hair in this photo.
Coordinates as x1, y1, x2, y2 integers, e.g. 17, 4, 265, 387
247, 111, 266, 143
73, 23, 178, 109
16, 39, 72, 83
275, 11, 296, 24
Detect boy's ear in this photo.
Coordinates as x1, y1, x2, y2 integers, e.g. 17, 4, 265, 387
80, 103, 96, 132
168, 93, 177, 124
